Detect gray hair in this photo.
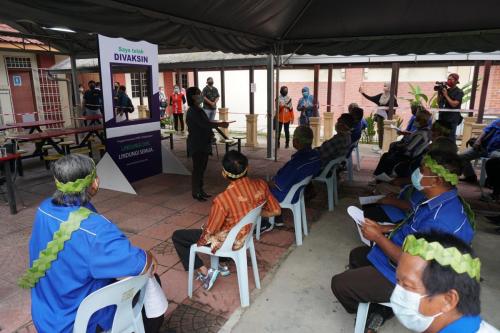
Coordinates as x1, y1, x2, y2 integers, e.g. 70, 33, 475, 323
51, 154, 95, 206
293, 125, 314, 146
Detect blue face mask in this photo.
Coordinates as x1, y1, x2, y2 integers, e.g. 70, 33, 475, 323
302, 91, 309, 98
411, 168, 437, 191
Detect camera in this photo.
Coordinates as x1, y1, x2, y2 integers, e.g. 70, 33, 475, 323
434, 81, 447, 92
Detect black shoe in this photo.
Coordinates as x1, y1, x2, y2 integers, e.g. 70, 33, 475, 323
192, 193, 207, 202
285, 142, 289, 148
201, 191, 212, 198
259, 220, 274, 234
274, 215, 285, 227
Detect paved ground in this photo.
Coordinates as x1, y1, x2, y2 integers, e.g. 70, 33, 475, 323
1, 135, 499, 333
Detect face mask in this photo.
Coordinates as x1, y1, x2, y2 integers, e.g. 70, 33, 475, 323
411, 168, 437, 191
194, 95, 203, 105
174, 89, 180, 94
302, 91, 309, 98
447, 79, 454, 87
391, 284, 442, 332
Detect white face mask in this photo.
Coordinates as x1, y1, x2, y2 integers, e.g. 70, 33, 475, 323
390, 284, 442, 332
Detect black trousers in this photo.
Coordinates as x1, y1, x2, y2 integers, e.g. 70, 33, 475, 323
172, 229, 204, 271
191, 151, 209, 196
486, 158, 500, 195
173, 113, 184, 131
331, 246, 394, 314
278, 122, 290, 147
374, 115, 384, 149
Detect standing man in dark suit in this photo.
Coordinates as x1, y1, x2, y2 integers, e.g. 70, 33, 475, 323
185, 87, 228, 201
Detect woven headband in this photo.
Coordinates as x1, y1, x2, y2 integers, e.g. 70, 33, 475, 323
423, 155, 458, 186
403, 234, 481, 281
222, 167, 247, 179
55, 168, 96, 193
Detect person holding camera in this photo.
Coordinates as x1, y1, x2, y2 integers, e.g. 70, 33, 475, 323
437, 73, 464, 141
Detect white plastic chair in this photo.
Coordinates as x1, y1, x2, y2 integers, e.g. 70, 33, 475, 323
355, 302, 392, 333
188, 203, 265, 307
313, 156, 346, 211
257, 175, 313, 246
73, 275, 149, 333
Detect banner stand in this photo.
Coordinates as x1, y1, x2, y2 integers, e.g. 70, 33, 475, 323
96, 153, 137, 194
161, 142, 191, 176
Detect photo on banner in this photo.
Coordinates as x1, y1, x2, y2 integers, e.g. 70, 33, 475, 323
98, 35, 162, 184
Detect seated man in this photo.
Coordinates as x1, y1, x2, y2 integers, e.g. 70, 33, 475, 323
348, 104, 367, 144
374, 109, 432, 178
172, 151, 280, 290
332, 150, 475, 332
398, 102, 431, 135
317, 113, 355, 167
21, 154, 162, 333
393, 232, 497, 332
363, 184, 425, 224
459, 118, 500, 183
260, 126, 321, 232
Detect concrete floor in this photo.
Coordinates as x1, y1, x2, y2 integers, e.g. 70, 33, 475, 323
225, 201, 500, 333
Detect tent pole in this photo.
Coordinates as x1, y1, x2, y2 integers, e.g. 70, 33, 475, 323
327, 65, 332, 113
221, 67, 226, 108
70, 55, 80, 107
468, 62, 480, 116
274, 58, 280, 162
477, 60, 491, 124
266, 54, 274, 159
193, 69, 199, 87
313, 65, 320, 107
388, 62, 400, 120
249, 66, 255, 115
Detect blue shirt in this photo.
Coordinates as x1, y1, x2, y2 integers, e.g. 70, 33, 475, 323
368, 189, 474, 284
380, 185, 426, 223
30, 199, 147, 333
483, 119, 500, 154
439, 315, 482, 333
351, 119, 368, 143
271, 148, 321, 203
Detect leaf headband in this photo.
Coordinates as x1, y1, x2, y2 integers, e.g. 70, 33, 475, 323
423, 155, 459, 186
55, 168, 96, 193
403, 234, 481, 282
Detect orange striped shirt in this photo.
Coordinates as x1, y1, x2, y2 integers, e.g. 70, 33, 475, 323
198, 177, 281, 252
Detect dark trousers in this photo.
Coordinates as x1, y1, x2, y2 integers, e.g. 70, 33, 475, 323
331, 246, 394, 314
278, 122, 290, 147
173, 113, 184, 132
486, 158, 500, 195
172, 229, 204, 271
362, 204, 392, 223
375, 115, 384, 149
191, 151, 209, 196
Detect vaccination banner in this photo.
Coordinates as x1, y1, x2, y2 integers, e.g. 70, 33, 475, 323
98, 34, 161, 182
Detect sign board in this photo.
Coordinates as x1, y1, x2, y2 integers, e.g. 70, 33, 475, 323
98, 35, 161, 185
12, 75, 22, 87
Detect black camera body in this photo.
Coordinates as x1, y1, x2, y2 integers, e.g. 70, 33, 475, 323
434, 81, 447, 92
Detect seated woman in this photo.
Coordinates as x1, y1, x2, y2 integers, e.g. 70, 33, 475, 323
172, 151, 281, 290
22, 154, 162, 333
374, 109, 432, 178
332, 149, 475, 332
393, 232, 497, 332
363, 184, 425, 224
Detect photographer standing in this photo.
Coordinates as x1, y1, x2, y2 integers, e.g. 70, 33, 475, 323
437, 73, 464, 141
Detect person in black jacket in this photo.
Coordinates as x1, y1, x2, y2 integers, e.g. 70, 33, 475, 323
185, 87, 229, 201
359, 83, 398, 151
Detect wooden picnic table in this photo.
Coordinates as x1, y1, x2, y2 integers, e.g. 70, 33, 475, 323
0, 153, 21, 214
0, 120, 65, 134
73, 115, 103, 126
7, 125, 104, 157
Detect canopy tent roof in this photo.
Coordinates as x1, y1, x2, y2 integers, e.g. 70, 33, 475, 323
1, 0, 500, 58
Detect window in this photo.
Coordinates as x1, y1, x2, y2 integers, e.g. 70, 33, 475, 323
130, 72, 149, 98
5, 57, 31, 68
175, 73, 188, 89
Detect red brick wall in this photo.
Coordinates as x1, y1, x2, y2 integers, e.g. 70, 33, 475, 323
162, 71, 175, 98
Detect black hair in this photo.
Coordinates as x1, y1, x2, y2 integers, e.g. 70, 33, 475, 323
88, 80, 95, 85
350, 107, 364, 123
432, 119, 452, 138
119, 85, 126, 92
207, 77, 213, 82
426, 149, 463, 180
293, 125, 314, 147
410, 102, 425, 116
415, 109, 431, 128
186, 86, 201, 107
222, 151, 248, 180
429, 137, 458, 154
51, 154, 95, 206
412, 232, 480, 316
337, 113, 355, 129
